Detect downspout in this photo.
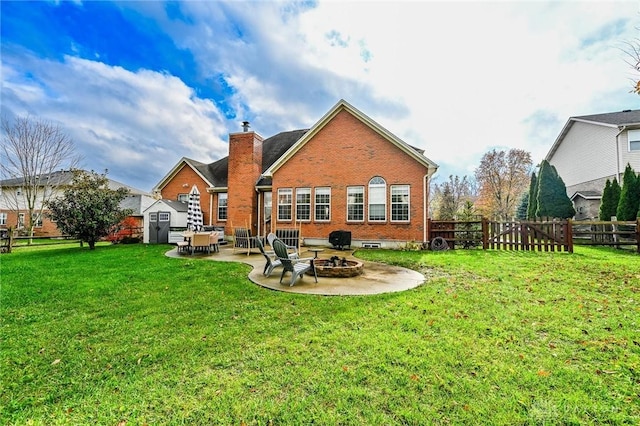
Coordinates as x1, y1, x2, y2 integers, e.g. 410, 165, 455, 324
209, 191, 213, 226
423, 167, 429, 243
615, 126, 626, 182
256, 186, 261, 238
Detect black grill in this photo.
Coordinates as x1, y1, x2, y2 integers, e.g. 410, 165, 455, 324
329, 230, 351, 250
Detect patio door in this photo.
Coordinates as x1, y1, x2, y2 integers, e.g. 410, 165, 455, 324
149, 211, 170, 244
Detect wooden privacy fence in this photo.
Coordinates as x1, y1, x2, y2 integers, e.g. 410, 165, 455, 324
428, 218, 640, 253
571, 219, 640, 253
427, 218, 573, 252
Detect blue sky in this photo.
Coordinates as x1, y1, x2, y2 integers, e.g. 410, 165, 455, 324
2, 0, 640, 191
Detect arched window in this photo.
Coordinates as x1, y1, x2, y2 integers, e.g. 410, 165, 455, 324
368, 176, 386, 221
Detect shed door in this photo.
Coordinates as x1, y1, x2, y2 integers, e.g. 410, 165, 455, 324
149, 211, 171, 244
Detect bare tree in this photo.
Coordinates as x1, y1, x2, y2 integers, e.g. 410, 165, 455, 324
474, 148, 532, 220
1, 115, 80, 241
622, 38, 640, 94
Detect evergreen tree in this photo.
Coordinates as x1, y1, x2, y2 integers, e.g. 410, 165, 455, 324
535, 160, 576, 218
516, 192, 529, 220
611, 178, 622, 216
616, 164, 640, 220
527, 172, 538, 219
599, 178, 621, 220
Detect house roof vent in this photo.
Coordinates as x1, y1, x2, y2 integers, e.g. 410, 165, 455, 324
242, 121, 250, 132
622, 109, 632, 112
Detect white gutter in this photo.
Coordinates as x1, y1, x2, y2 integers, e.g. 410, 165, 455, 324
615, 125, 626, 181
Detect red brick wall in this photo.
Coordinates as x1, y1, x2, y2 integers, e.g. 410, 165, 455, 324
160, 164, 213, 225
1, 210, 59, 236
227, 132, 263, 234
272, 109, 430, 242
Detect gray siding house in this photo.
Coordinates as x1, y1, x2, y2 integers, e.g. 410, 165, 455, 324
545, 110, 640, 219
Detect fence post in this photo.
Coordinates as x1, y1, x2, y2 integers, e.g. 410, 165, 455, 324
482, 217, 488, 250
636, 219, 640, 254
566, 219, 573, 253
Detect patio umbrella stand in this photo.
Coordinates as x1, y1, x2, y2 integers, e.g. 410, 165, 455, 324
187, 185, 204, 231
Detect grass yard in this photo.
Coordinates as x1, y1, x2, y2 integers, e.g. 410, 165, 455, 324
1, 244, 639, 425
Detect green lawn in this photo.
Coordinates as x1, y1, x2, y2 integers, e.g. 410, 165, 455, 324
1, 244, 639, 425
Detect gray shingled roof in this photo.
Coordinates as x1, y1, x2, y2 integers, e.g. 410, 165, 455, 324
570, 190, 601, 200
193, 129, 309, 188
0, 170, 149, 194
574, 109, 640, 126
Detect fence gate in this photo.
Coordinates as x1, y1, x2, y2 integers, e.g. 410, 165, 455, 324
427, 218, 573, 252
486, 219, 572, 252
148, 211, 171, 244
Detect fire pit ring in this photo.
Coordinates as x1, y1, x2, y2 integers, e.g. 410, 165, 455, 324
308, 257, 364, 278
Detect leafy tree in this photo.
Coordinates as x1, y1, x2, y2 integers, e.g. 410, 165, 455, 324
535, 160, 575, 218
1, 115, 80, 241
599, 178, 621, 220
516, 192, 529, 220
46, 170, 131, 249
432, 175, 476, 220
616, 163, 640, 220
475, 148, 532, 220
526, 172, 538, 219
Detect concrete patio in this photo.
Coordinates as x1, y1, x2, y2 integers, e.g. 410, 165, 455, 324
166, 244, 425, 296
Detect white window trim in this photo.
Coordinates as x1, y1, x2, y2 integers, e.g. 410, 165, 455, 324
628, 129, 640, 152
346, 186, 365, 222
296, 188, 311, 222
390, 185, 410, 222
314, 187, 331, 222
277, 188, 293, 221
217, 192, 228, 221
368, 177, 387, 222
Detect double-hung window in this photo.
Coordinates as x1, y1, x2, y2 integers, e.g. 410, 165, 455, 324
177, 193, 189, 202
296, 188, 311, 221
0, 212, 6, 226
278, 188, 292, 221
368, 177, 387, 222
347, 186, 364, 221
391, 185, 410, 222
217, 193, 228, 220
315, 187, 331, 221
628, 129, 640, 151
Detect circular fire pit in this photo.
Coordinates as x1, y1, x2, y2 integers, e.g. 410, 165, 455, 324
309, 257, 364, 278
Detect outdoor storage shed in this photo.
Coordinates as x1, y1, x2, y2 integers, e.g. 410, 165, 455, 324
143, 199, 188, 244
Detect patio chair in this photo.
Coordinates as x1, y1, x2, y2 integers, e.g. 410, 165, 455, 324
273, 239, 317, 286
209, 232, 220, 253
256, 237, 281, 277
257, 237, 299, 277
268, 231, 298, 256
191, 232, 212, 255
233, 227, 259, 255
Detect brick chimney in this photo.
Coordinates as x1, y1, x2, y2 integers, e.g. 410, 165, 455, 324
227, 124, 263, 234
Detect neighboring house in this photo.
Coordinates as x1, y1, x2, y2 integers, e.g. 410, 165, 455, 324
0, 170, 153, 235
545, 109, 640, 220
153, 99, 439, 247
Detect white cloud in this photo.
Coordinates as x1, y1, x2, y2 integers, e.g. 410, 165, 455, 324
4, 0, 640, 190
2, 51, 229, 190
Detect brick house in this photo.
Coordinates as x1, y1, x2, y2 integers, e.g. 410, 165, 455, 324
0, 170, 153, 236
153, 99, 439, 247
